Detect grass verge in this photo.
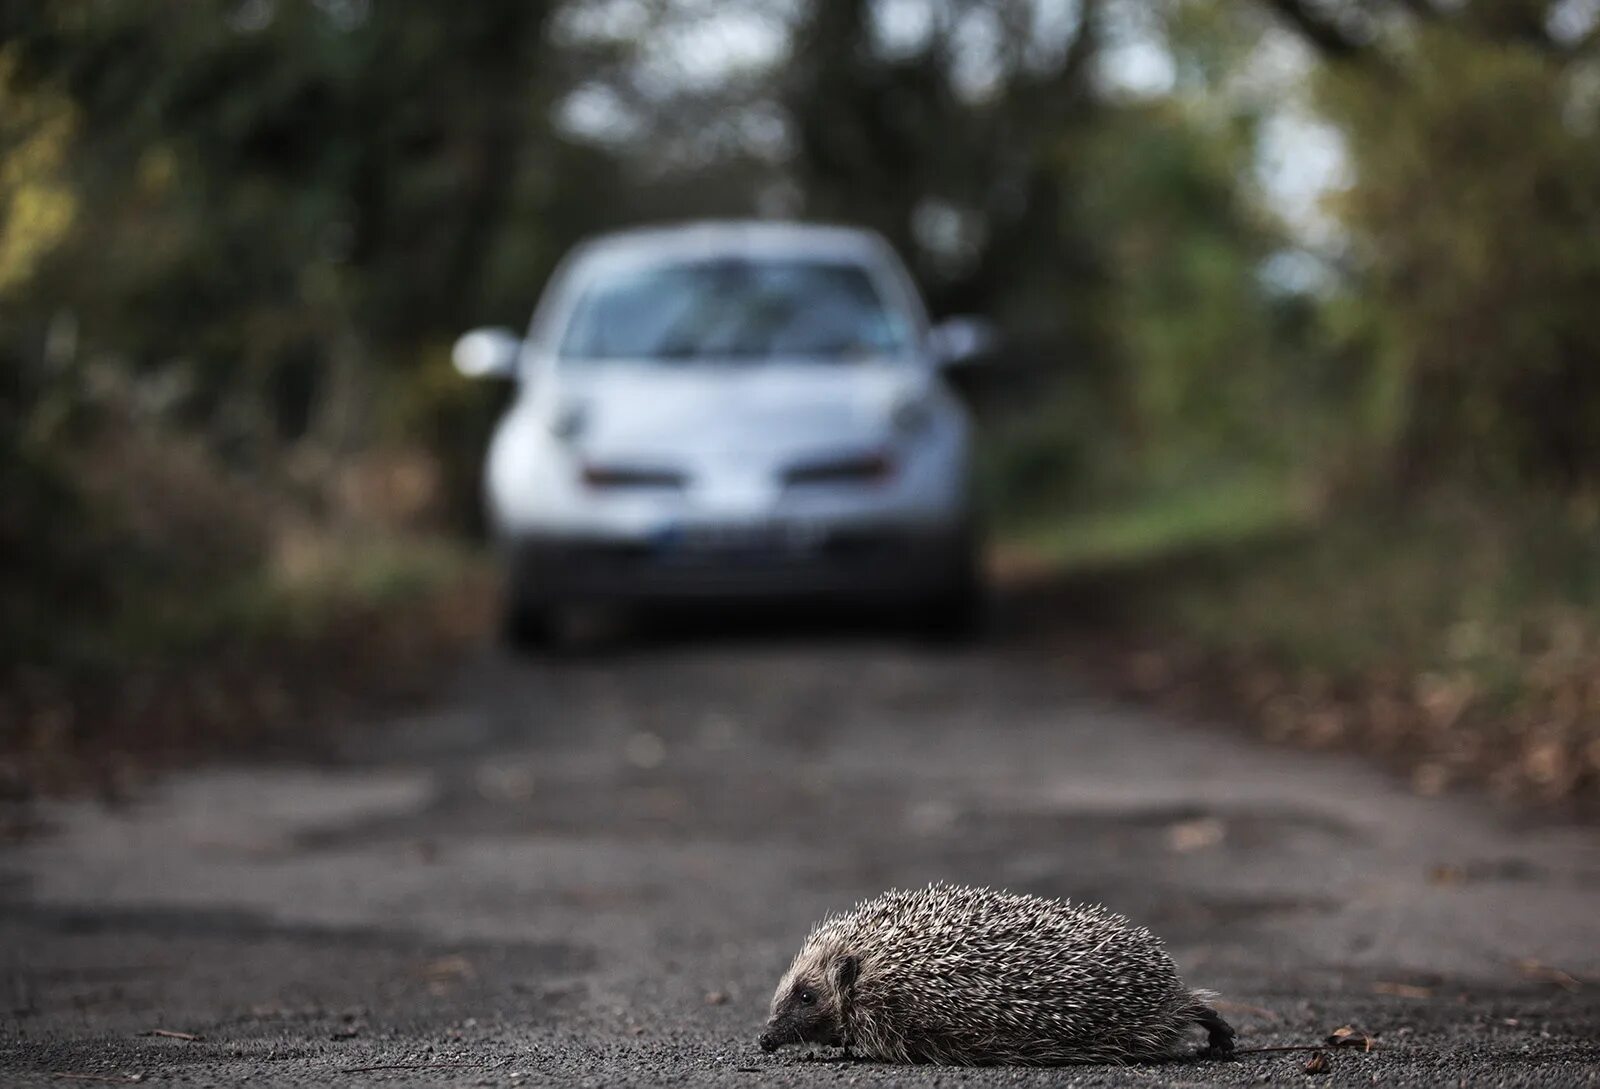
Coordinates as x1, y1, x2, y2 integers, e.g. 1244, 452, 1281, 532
1002, 482, 1600, 810
0, 533, 491, 808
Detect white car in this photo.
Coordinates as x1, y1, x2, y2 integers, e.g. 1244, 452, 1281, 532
453, 221, 990, 642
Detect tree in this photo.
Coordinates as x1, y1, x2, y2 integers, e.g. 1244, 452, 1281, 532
1258, 0, 1600, 485
1, 1, 621, 456
784, 0, 1106, 331
1260, 0, 1600, 64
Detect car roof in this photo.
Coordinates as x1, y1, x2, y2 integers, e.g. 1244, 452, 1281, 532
572, 220, 895, 266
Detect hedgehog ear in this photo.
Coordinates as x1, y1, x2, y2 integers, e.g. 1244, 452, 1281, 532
835, 954, 859, 990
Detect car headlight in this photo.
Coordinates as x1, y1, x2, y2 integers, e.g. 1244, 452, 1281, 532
580, 462, 687, 490
783, 450, 895, 487
550, 402, 588, 443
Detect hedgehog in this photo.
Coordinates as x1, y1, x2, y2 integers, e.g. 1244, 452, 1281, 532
758, 882, 1235, 1065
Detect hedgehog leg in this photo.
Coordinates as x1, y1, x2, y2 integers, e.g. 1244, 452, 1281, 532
1194, 1005, 1236, 1059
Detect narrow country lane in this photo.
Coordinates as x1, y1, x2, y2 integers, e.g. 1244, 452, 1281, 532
4, 628, 1598, 1087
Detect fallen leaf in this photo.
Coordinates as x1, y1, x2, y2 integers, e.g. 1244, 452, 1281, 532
419, 955, 474, 982
1373, 981, 1433, 999
1303, 1050, 1330, 1074
1411, 764, 1451, 797
1166, 817, 1225, 853
1326, 1025, 1376, 1051
1126, 652, 1170, 692
1516, 960, 1582, 991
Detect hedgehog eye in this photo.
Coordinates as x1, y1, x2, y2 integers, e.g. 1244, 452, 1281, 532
798, 988, 817, 1005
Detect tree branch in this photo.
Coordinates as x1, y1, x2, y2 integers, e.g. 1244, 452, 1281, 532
1389, 0, 1441, 21
1261, 0, 1369, 60
1568, 24, 1600, 55
1551, 10, 1600, 59
1058, 0, 1102, 88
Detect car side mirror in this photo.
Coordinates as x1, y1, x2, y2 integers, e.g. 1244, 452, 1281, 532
452, 327, 523, 379
928, 316, 998, 370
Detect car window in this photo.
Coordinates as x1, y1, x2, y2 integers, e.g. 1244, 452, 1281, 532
557, 258, 912, 362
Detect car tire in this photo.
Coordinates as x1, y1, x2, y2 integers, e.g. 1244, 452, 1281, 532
915, 539, 985, 644
500, 594, 552, 650
499, 550, 553, 650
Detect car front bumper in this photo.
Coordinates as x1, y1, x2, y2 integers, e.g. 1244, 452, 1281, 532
504, 520, 972, 606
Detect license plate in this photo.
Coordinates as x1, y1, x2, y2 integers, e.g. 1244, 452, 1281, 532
654, 521, 822, 556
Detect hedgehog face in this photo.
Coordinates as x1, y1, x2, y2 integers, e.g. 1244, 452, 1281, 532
758, 945, 859, 1054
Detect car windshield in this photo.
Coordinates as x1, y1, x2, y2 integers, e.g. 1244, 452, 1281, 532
557, 258, 912, 362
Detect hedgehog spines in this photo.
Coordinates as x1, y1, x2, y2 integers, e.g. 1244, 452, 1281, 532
761, 882, 1234, 1066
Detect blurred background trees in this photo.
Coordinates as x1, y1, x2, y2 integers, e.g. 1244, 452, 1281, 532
1310, 11, 1600, 487
10, 0, 1599, 515
4, 0, 1600, 798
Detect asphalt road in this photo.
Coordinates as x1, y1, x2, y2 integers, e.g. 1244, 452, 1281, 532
4, 618, 1599, 1087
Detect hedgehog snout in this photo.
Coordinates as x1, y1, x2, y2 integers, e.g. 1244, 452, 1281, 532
758, 1014, 798, 1052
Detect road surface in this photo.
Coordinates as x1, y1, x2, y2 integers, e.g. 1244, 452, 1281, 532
4, 620, 1599, 1086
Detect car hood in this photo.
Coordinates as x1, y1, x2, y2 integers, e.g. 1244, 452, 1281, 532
555, 360, 917, 464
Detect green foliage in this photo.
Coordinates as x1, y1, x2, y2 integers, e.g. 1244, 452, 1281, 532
1164, 491, 1600, 685
986, 53, 1324, 516
0, 2, 621, 679
3, 1, 619, 454
785, 0, 1107, 346
1081, 99, 1287, 480
1051, 485, 1600, 801
1318, 26, 1600, 485
0, 50, 77, 293
0, 412, 115, 669
1009, 468, 1308, 572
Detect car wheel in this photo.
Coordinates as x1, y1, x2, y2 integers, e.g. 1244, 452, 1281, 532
500, 594, 551, 650
499, 551, 552, 650
915, 543, 985, 644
